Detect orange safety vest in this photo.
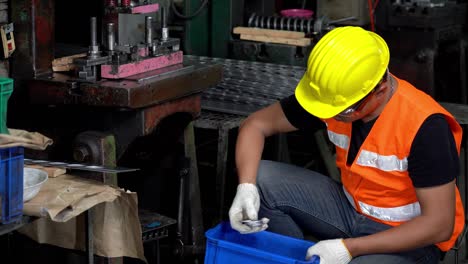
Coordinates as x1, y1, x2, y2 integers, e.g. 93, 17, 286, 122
324, 77, 464, 251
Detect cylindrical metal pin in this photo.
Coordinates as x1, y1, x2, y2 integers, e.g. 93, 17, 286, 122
145, 16, 153, 44
89, 17, 100, 57
161, 6, 168, 40
107, 23, 115, 51
90, 17, 97, 46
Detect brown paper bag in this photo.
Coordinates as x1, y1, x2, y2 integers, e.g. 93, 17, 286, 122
18, 175, 146, 261
0, 129, 53, 150
22, 175, 120, 222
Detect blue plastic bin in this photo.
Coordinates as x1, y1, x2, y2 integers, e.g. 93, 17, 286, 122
0, 147, 24, 224
204, 222, 320, 264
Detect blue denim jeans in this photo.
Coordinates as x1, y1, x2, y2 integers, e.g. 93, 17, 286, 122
256, 160, 441, 264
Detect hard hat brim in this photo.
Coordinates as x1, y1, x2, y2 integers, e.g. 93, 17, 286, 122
295, 73, 346, 119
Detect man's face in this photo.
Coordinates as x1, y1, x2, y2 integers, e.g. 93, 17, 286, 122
333, 74, 390, 123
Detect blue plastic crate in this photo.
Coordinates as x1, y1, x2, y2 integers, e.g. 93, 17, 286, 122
0, 147, 24, 224
205, 222, 320, 264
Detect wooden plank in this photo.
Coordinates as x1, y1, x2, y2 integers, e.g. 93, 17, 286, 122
25, 165, 66, 178
240, 34, 311, 47
52, 53, 87, 72
52, 65, 76, 72
53, 53, 87, 65
233, 26, 305, 39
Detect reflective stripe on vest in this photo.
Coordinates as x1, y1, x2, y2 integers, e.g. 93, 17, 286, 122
327, 131, 408, 172
343, 187, 421, 222
357, 150, 408, 172
327, 130, 349, 150
328, 128, 418, 221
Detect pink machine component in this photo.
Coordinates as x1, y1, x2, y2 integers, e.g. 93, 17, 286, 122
74, 3, 182, 82
131, 4, 159, 14
121, 0, 131, 7
101, 51, 183, 79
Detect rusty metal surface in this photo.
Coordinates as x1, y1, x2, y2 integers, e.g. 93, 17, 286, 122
144, 95, 201, 135
11, 0, 55, 78
28, 62, 222, 108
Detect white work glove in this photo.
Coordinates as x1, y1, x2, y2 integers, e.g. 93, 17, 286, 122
229, 183, 269, 234
306, 239, 352, 264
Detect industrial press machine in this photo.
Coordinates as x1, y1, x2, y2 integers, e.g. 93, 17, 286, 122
76, 1, 182, 81
9, 0, 222, 262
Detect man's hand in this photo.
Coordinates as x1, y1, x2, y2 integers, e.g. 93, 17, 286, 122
306, 239, 352, 264
229, 183, 269, 234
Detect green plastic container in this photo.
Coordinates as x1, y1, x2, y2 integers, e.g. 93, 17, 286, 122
0, 78, 13, 134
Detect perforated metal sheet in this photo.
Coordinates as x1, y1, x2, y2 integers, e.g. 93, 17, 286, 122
185, 55, 306, 116
194, 111, 245, 130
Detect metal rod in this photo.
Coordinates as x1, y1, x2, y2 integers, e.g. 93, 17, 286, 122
145, 16, 153, 44
177, 166, 186, 238
89, 17, 100, 58
85, 210, 94, 264
161, 7, 168, 41
161, 6, 167, 28
23, 158, 139, 173
329, 16, 356, 24
107, 23, 115, 51
90, 17, 97, 47
176, 156, 193, 246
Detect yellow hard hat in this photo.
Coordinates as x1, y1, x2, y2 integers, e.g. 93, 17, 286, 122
295, 26, 390, 119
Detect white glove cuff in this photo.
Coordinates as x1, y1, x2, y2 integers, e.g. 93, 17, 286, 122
337, 239, 353, 262
237, 183, 258, 193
